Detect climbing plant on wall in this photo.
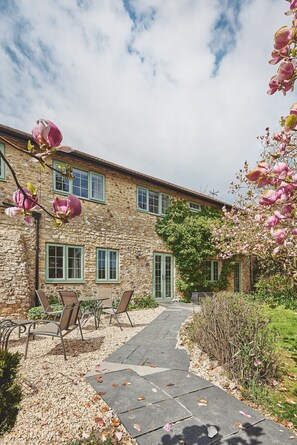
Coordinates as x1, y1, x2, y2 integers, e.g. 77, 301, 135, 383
156, 200, 232, 296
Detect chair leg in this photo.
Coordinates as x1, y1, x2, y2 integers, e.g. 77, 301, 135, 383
114, 314, 123, 331
24, 332, 31, 359
60, 333, 67, 360
77, 319, 84, 341
126, 311, 133, 327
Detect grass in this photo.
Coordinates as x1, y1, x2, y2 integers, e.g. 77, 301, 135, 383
241, 304, 296, 430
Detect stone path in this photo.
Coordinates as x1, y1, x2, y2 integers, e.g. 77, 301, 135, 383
86, 303, 296, 445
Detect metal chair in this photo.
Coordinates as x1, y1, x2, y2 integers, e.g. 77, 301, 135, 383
100, 290, 134, 331
24, 302, 84, 360
59, 291, 97, 329
35, 289, 63, 319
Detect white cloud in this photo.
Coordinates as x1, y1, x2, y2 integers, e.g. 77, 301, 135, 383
0, 0, 295, 202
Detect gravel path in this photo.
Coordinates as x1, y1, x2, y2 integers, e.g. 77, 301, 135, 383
1, 307, 165, 445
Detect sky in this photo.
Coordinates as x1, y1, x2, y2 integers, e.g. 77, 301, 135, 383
0, 0, 296, 203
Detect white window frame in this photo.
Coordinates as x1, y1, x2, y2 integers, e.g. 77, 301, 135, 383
96, 248, 119, 283
53, 161, 105, 203
137, 186, 170, 216
46, 243, 84, 283
0, 144, 5, 181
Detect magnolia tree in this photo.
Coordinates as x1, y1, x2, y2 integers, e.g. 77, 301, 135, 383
0, 119, 82, 226
215, 0, 297, 279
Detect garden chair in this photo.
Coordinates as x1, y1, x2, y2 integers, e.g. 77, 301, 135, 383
35, 289, 63, 319
100, 290, 134, 331
24, 302, 84, 360
59, 291, 97, 329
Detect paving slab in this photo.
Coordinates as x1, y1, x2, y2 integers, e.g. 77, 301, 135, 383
86, 361, 170, 377
170, 417, 223, 445
86, 369, 170, 413
145, 369, 213, 397
119, 398, 192, 438
176, 386, 265, 438
118, 344, 189, 369
217, 419, 297, 445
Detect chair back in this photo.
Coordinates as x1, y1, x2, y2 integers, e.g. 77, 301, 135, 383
59, 291, 81, 327
99, 288, 113, 308
116, 290, 134, 314
59, 304, 75, 331
35, 289, 51, 312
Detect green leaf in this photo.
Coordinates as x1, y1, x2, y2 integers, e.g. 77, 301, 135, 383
285, 114, 297, 129
26, 182, 38, 195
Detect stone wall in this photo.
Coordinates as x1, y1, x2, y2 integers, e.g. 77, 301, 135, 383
0, 135, 251, 317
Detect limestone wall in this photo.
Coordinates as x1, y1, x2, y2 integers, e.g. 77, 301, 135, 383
0, 134, 250, 317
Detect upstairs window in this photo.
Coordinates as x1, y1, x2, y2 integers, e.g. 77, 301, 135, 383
0, 144, 5, 180
53, 161, 105, 202
188, 202, 201, 213
205, 260, 219, 282
137, 186, 170, 216
96, 248, 119, 282
46, 244, 84, 282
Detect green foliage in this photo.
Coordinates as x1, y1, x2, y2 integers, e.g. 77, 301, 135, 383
128, 295, 159, 310
27, 303, 63, 320
188, 293, 281, 389
0, 350, 22, 435
156, 200, 229, 295
253, 274, 297, 309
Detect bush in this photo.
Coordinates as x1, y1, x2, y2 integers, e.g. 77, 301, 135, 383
128, 295, 159, 310
27, 303, 63, 320
188, 292, 281, 389
254, 275, 297, 309
0, 350, 22, 435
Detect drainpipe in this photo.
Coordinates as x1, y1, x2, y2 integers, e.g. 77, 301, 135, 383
32, 212, 41, 306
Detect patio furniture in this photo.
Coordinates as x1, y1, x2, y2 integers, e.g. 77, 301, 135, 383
0, 319, 33, 350
100, 290, 134, 331
24, 302, 84, 360
35, 289, 63, 319
59, 291, 99, 329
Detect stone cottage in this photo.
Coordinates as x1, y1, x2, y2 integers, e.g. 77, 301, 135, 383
0, 123, 251, 316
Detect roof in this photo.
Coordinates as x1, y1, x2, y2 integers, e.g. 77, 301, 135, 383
0, 123, 232, 209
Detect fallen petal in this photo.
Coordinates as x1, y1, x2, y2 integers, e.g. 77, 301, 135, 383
207, 426, 218, 438
239, 411, 251, 418
134, 423, 142, 432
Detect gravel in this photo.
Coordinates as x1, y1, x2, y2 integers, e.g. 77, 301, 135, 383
1, 307, 165, 445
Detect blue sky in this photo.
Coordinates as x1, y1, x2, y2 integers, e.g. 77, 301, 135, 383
0, 0, 295, 202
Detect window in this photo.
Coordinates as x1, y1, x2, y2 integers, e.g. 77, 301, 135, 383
137, 186, 170, 215
53, 161, 105, 202
46, 244, 84, 282
0, 144, 5, 180
205, 260, 219, 282
96, 249, 119, 282
188, 202, 201, 213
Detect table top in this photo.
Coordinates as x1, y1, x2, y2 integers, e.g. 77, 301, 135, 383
78, 295, 110, 302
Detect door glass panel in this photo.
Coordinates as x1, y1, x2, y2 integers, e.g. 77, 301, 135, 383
154, 255, 162, 299
165, 256, 172, 298
68, 247, 82, 279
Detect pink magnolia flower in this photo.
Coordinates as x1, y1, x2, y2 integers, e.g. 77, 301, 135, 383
276, 61, 295, 82
269, 48, 289, 65
267, 76, 279, 95
5, 187, 39, 225
32, 119, 63, 147
52, 195, 82, 222
259, 189, 281, 206
290, 0, 297, 10
246, 162, 270, 182
272, 228, 286, 245
290, 102, 297, 115
274, 26, 292, 51
266, 215, 280, 227
292, 228, 297, 235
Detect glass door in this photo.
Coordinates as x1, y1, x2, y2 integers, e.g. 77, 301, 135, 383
153, 253, 174, 300
234, 262, 242, 292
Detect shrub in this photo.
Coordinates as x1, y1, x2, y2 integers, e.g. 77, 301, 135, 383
128, 295, 159, 310
27, 303, 63, 320
254, 275, 297, 309
188, 292, 281, 389
0, 350, 22, 435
